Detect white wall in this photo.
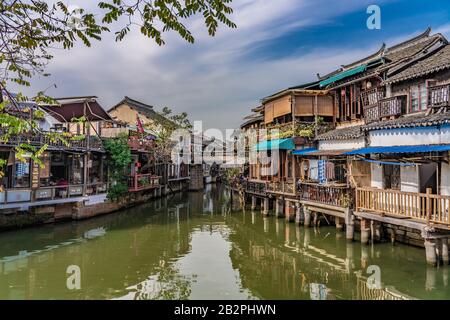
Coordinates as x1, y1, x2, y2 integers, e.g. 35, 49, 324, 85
369, 124, 450, 147
370, 163, 420, 192
400, 165, 419, 193
441, 161, 450, 196
370, 163, 383, 189
319, 137, 365, 150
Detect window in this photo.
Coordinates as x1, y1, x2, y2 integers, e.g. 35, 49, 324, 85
287, 160, 292, 178
410, 82, 428, 112
383, 164, 400, 190
14, 159, 30, 188
420, 84, 427, 110
410, 85, 419, 112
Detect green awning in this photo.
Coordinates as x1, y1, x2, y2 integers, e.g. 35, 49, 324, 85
254, 138, 295, 151
320, 64, 367, 87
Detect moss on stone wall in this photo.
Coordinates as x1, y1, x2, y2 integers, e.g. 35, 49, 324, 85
0, 211, 54, 230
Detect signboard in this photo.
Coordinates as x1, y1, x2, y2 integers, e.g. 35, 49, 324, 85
68, 186, 83, 196
31, 161, 40, 189
35, 189, 53, 199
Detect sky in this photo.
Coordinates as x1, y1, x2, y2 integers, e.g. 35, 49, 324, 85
13, 0, 450, 131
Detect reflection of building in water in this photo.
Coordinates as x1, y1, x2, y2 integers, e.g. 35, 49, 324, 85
355, 272, 416, 300
309, 283, 328, 300
226, 213, 419, 300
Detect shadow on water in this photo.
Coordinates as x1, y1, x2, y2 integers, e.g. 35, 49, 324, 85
0, 184, 448, 300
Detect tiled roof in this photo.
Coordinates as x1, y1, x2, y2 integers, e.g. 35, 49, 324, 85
108, 96, 171, 124
385, 44, 450, 84
240, 113, 263, 128
317, 29, 446, 85
364, 111, 450, 130
315, 125, 365, 141
383, 33, 441, 62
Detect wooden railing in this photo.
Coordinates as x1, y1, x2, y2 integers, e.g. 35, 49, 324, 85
298, 183, 351, 207
360, 88, 385, 108
245, 180, 267, 195
364, 96, 406, 123
0, 131, 103, 150
379, 96, 406, 117
128, 174, 160, 192
128, 138, 155, 152
267, 180, 296, 194
356, 187, 450, 225
428, 84, 450, 108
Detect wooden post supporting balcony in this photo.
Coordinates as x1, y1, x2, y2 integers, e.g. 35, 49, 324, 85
426, 188, 432, 226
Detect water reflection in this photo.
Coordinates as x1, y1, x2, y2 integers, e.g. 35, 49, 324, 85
0, 185, 449, 300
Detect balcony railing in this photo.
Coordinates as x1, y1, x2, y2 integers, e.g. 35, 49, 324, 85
364, 95, 406, 123
0, 131, 104, 150
267, 180, 296, 195
298, 183, 351, 207
428, 84, 450, 108
128, 138, 155, 152
356, 187, 450, 226
360, 87, 385, 108
263, 121, 334, 140
128, 174, 161, 192
244, 180, 267, 195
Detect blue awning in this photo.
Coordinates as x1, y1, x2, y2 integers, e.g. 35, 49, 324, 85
255, 138, 295, 151
345, 144, 450, 155
320, 64, 367, 87
357, 158, 415, 167
292, 148, 317, 155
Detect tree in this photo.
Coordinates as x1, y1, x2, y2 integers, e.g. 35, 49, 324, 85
145, 106, 192, 160
103, 133, 132, 201
0, 0, 236, 186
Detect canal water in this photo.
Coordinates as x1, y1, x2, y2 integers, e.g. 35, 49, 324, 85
0, 185, 449, 300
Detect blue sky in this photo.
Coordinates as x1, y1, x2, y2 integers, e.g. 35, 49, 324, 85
16, 0, 450, 131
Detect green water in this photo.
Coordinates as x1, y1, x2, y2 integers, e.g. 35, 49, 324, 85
0, 185, 449, 300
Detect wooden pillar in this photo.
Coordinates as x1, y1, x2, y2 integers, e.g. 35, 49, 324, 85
335, 217, 344, 230
345, 209, 354, 241
425, 239, 438, 267
442, 238, 449, 265
285, 199, 295, 222
295, 203, 303, 225
262, 197, 269, 216
303, 207, 311, 227
275, 197, 284, 218
360, 218, 370, 245
251, 196, 257, 210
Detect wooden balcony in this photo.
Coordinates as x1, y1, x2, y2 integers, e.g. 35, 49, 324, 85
356, 187, 450, 226
428, 84, 450, 108
298, 183, 351, 208
1, 131, 103, 151
263, 121, 333, 140
267, 180, 296, 195
364, 95, 406, 123
128, 138, 155, 152
360, 88, 385, 109
245, 180, 268, 196
128, 174, 161, 192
